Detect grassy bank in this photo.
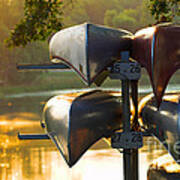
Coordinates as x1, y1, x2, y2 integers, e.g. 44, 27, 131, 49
0, 69, 180, 97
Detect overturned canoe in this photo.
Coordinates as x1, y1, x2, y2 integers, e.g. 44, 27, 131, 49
139, 92, 180, 164
132, 23, 180, 106
49, 23, 132, 85
42, 90, 123, 167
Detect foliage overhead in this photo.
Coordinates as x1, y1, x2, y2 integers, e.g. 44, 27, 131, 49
0, 0, 49, 85
6, 0, 63, 47
6, 0, 180, 48
148, 0, 180, 22
62, 0, 153, 31
0, 0, 179, 86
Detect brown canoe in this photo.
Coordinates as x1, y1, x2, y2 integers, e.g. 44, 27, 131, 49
132, 23, 180, 106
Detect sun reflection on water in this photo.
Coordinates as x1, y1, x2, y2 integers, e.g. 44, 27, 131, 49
0, 97, 169, 180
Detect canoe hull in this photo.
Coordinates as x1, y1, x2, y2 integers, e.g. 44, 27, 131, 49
49, 23, 132, 85
140, 92, 180, 163
132, 24, 180, 106
148, 154, 180, 180
42, 90, 123, 167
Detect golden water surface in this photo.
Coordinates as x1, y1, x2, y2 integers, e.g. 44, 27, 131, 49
0, 110, 168, 180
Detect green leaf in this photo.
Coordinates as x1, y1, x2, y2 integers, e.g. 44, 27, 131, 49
6, 0, 64, 47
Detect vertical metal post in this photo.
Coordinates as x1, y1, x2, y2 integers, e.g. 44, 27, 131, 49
121, 52, 139, 180
122, 79, 132, 180
110, 51, 141, 180
131, 80, 139, 180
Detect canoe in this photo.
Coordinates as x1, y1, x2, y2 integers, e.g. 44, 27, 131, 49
132, 23, 180, 106
42, 90, 124, 167
148, 154, 180, 180
139, 92, 180, 164
49, 23, 132, 86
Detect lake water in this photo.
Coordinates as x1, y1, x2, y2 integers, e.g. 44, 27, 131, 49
0, 88, 177, 180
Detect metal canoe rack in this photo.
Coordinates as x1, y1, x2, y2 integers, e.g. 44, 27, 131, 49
16, 23, 180, 180
109, 51, 142, 180
17, 51, 152, 180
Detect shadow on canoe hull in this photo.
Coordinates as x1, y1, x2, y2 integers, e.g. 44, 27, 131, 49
42, 90, 123, 167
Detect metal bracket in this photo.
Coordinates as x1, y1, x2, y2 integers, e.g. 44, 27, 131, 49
111, 131, 143, 149
109, 61, 141, 80
16, 63, 70, 70
18, 133, 50, 140
108, 51, 141, 80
